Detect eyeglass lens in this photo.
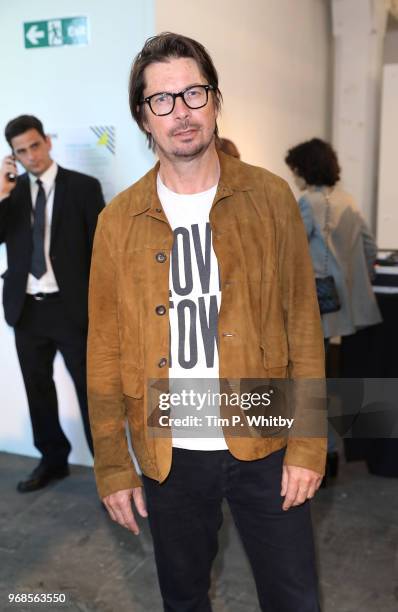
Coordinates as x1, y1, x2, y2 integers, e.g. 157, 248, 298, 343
150, 86, 209, 115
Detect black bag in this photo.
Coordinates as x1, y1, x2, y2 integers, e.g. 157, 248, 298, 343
316, 275, 341, 314
316, 193, 341, 315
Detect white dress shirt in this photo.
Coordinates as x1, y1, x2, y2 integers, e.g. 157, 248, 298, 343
26, 161, 59, 294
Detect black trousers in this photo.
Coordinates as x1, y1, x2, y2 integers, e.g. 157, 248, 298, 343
341, 294, 398, 475
14, 294, 93, 466
143, 447, 321, 612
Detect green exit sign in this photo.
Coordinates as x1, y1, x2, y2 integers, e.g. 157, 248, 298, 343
24, 17, 89, 49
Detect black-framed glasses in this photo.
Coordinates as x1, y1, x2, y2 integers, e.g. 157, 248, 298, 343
140, 84, 215, 116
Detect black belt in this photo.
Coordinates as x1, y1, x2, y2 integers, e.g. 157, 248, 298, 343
28, 292, 61, 301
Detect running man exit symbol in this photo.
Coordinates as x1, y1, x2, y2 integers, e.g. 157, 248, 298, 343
24, 17, 89, 49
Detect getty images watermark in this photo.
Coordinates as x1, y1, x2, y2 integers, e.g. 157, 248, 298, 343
143, 378, 398, 440
156, 389, 295, 430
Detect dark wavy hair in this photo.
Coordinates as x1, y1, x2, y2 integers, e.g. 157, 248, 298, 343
129, 32, 222, 150
285, 138, 341, 187
5, 115, 46, 147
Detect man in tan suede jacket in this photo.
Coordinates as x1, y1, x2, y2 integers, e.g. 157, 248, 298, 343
88, 32, 326, 612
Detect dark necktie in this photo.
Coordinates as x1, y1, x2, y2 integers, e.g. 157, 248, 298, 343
30, 178, 47, 279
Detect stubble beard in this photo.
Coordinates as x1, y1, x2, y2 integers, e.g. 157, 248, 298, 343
171, 140, 209, 160
156, 122, 215, 162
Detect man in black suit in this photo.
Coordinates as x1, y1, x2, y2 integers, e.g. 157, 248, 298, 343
0, 115, 105, 492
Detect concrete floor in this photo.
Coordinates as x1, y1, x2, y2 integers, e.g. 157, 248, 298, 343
0, 451, 397, 612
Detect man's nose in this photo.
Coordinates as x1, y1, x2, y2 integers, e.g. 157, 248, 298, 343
28, 148, 37, 162
173, 95, 191, 118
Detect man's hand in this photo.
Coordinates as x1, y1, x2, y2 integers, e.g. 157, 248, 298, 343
102, 486, 148, 535
281, 465, 323, 511
0, 156, 17, 200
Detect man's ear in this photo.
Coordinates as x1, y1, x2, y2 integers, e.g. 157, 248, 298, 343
45, 135, 52, 151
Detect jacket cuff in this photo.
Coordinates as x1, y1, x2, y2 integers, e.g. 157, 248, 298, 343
95, 468, 143, 499
284, 437, 327, 475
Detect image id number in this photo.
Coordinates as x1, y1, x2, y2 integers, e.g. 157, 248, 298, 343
8, 593, 66, 604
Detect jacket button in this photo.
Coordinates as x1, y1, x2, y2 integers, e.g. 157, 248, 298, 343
158, 357, 167, 368
156, 252, 167, 263
155, 305, 166, 315
155, 208, 162, 213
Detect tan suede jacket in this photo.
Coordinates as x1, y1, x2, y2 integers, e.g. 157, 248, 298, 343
87, 152, 327, 499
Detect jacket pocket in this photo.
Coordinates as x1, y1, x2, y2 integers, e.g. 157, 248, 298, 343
124, 385, 158, 476
261, 335, 289, 370
120, 362, 144, 399
260, 275, 289, 371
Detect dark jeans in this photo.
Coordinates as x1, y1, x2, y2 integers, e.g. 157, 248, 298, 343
14, 294, 93, 466
143, 447, 320, 612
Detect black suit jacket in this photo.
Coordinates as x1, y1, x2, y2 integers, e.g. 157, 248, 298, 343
0, 166, 105, 329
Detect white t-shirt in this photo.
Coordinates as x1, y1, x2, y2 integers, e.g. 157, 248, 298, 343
157, 174, 228, 450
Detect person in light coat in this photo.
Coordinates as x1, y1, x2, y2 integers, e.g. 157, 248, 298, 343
285, 138, 381, 341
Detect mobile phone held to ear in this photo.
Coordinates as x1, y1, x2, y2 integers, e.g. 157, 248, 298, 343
6, 154, 17, 182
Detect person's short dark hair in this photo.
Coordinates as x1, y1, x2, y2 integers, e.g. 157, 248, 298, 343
129, 32, 223, 150
5, 115, 46, 148
285, 138, 341, 187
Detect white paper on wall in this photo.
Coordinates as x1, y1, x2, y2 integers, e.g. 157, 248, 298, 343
49, 125, 117, 204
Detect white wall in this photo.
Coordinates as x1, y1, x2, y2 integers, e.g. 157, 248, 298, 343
0, 0, 154, 465
376, 63, 398, 249
377, 16, 398, 248
156, 0, 332, 185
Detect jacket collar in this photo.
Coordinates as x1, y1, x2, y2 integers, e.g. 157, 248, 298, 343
16, 173, 33, 226
50, 166, 67, 246
128, 150, 253, 218
217, 149, 253, 193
